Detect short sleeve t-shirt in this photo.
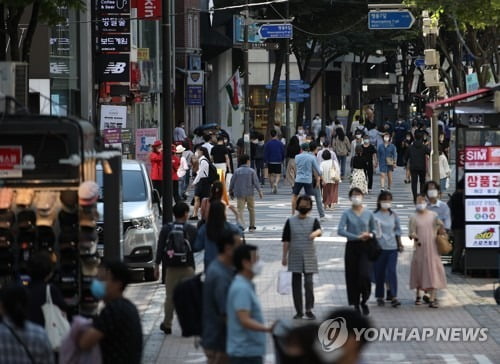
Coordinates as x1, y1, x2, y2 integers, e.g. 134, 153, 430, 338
93, 297, 143, 364
211, 145, 230, 164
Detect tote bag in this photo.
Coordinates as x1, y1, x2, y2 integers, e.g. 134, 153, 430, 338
277, 271, 292, 295
42, 285, 70, 350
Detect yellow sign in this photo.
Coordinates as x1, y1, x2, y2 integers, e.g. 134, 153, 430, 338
137, 48, 150, 61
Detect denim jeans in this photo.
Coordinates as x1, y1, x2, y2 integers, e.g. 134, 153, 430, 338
338, 155, 347, 177
373, 249, 398, 298
180, 170, 190, 195
313, 187, 325, 217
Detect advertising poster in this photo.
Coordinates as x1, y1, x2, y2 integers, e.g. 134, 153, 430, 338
135, 128, 158, 170
465, 199, 500, 222
102, 129, 122, 151
0, 146, 22, 178
466, 225, 500, 248
100, 105, 127, 130
465, 146, 500, 170
465, 172, 500, 196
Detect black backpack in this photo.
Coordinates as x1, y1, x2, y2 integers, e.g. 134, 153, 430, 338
164, 223, 191, 267
204, 159, 219, 183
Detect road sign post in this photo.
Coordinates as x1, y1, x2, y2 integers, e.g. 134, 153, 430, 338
258, 24, 293, 39
368, 10, 415, 30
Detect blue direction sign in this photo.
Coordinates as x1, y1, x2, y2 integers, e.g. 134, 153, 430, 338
414, 57, 425, 68
368, 10, 415, 30
258, 24, 293, 39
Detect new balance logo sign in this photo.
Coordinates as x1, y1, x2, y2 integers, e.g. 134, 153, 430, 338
103, 62, 127, 74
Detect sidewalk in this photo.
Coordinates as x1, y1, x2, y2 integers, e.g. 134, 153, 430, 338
127, 167, 500, 363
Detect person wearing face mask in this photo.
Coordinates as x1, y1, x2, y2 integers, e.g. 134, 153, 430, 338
332, 128, 351, 178
405, 133, 430, 203
376, 132, 397, 191
373, 191, 403, 308
401, 132, 414, 184
226, 244, 273, 364
202, 230, 242, 364
296, 127, 307, 144
423, 181, 451, 231
409, 194, 447, 308
350, 131, 363, 160
394, 116, 408, 166
361, 137, 377, 192
338, 188, 377, 315
79, 261, 143, 363
190, 146, 212, 220
438, 132, 449, 159
350, 146, 368, 194
149, 140, 163, 198
282, 195, 322, 320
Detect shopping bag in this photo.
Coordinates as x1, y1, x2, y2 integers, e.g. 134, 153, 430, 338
42, 285, 70, 350
225, 172, 233, 195
277, 271, 292, 295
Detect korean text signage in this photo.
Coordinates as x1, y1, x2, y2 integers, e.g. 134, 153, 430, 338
100, 105, 127, 130
466, 225, 500, 248
137, 0, 161, 19
97, 34, 130, 52
97, 16, 130, 33
97, 0, 130, 14
0, 146, 22, 178
465, 172, 500, 196
465, 146, 500, 170
465, 199, 500, 222
96, 54, 130, 82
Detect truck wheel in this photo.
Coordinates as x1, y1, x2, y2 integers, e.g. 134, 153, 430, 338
144, 268, 157, 282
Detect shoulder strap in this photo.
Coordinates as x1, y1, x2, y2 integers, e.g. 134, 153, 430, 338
2, 322, 35, 364
45, 284, 53, 305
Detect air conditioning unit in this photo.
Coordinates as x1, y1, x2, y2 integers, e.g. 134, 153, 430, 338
424, 49, 439, 66
424, 69, 440, 87
0, 62, 28, 112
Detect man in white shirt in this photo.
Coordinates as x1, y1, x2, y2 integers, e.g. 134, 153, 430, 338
201, 134, 214, 155
174, 121, 188, 142
311, 114, 322, 139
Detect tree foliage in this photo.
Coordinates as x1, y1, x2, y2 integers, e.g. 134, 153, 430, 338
0, 0, 85, 62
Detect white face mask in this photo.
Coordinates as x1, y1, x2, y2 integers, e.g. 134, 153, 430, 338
427, 189, 438, 199
251, 260, 264, 276
363, 139, 370, 144
298, 129, 304, 135
355, 135, 362, 139
351, 196, 363, 206
416, 203, 427, 211
384, 137, 390, 142
381, 202, 392, 209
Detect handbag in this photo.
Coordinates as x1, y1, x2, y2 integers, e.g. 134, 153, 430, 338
277, 270, 292, 295
42, 284, 70, 350
436, 232, 452, 255
385, 157, 395, 166
329, 161, 341, 183
366, 237, 382, 261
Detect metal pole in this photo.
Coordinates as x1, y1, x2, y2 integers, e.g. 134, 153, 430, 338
285, 1, 290, 141
243, 1, 251, 155
103, 155, 123, 260
162, 0, 173, 223
431, 110, 440, 183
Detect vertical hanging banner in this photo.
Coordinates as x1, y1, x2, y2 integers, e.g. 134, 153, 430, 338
137, 0, 162, 19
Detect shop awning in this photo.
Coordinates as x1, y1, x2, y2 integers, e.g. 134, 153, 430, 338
425, 88, 492, 117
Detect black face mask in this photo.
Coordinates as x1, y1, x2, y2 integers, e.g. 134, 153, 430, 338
298, 207, 311, 215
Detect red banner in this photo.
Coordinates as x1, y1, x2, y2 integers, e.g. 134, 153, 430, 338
137, 0, 161, 19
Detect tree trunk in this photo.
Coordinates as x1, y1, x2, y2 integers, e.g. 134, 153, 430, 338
0, 5, 6, 61
22, 0, 40, 63
6, 7, 23, 61
266, 44, 285, 140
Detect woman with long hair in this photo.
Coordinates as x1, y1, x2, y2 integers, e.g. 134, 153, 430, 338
200, 181, 239, 223
320, 150, 340, 209
373, 191, 403, 308
190, 146, 212, 220
350, 146, 368, 194
194, 201, 242, 270
332, 128, 351, 178
286, 135, 301, 187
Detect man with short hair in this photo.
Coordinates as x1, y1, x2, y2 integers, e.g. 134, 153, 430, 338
154, 202, 197, 334
405, 132, 430, 203
229, 154, 263, 232
291, 142, 322, 215
174, 121, 188, 142
202, 231, 242, 364
264, 129, 285, 194
202, 134, 214, 155
226, 244, 272, 364
79, 261, 143, 364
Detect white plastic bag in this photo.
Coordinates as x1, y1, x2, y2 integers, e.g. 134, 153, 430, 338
277, 271, 292, 295
42, 285, 70, 350
225, 172, 233, 194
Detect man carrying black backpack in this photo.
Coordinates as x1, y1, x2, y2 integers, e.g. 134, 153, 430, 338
154, 202, 197, 335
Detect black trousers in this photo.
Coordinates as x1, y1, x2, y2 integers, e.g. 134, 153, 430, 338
410, 169, 426, 203
345, 241, 372, 306
172, 180, 181, 203
292, 272, 314, 314
364, 165, 374, 190
152, 180, 163, 199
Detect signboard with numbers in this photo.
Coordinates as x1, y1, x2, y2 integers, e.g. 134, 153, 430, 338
465, 172, 500, 196
465, 199, 500, 222
466, 225, 500, 248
